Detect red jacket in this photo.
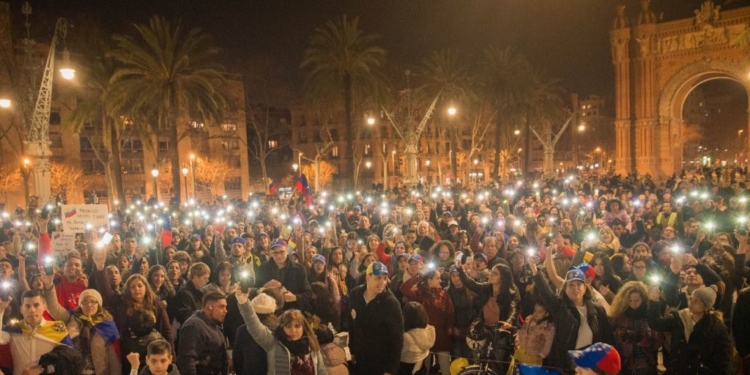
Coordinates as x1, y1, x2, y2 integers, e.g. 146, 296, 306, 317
400, 274, 455, 352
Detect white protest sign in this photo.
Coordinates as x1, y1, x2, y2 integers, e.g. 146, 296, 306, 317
62, 204, 108, 233
50, 232, 77, 258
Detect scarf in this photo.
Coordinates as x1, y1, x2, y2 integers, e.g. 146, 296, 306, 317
277, 332, 311, 357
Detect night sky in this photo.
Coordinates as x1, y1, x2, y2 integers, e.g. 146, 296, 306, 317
5, 0, 750, 105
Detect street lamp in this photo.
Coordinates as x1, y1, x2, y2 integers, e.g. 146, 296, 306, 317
448, 107, 457, 116
181, 166, 189, 203
298, 152, 303, 175
292, 163, 299, 172
514, 129, 520, 136
425, 159, 431, 185
365, 161, 372, 169
21, 158, 31, 207
0, 98, 10, 109
367, 117, 376, 126
151, 167, 159, 202
189, 153, 196, 199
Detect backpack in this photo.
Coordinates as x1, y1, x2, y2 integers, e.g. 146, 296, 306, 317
38, 345, 84, 375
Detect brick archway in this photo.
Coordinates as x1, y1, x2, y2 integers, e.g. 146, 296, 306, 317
657, 58, 750, 175
611, 0, 750, 179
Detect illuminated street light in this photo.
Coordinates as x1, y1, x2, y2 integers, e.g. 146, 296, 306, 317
448, 107, 457, 116
367, 117, 376, 125
0, 98, 10, 109
59, 49, 75, 80
292, 163, 299, 172
514, 129, 520, 136
578, 124, 585, 132
150, 167, 159, 201
473, 158, 478, 166
365, 161, 372, 169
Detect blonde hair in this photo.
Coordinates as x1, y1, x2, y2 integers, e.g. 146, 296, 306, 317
608, 281, 648, 319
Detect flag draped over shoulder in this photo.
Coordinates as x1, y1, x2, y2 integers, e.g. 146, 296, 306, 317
295, 174, 313, 206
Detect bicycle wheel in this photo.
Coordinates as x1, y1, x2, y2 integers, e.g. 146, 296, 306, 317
456, 364, 499, 375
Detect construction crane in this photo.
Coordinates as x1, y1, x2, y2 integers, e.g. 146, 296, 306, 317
22, 1, 74, 205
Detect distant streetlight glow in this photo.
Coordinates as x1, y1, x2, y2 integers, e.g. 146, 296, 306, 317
514, 129, 520, 135
365, 161, 372, 169
151, 168, 159, 178
0, 99, 10, 108
448, 107, 457, 116
578, 124, 585, 132
367, 117, 376, 125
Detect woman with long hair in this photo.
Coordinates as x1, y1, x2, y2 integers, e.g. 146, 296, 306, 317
609, 281, 660, 375
236, 287, 327, 375
93, 249, 173, 374
447, 265, 478, 359
203, 261, 234, 295
591, 251, 623, 303
398, 302, 435, 375
42, 274, 121, 375
400, 268, 455, 375
147, 265, 175, 310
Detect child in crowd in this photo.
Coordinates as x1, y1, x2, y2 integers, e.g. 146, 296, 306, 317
127, 340, 180, 375
514, 302, 555, 365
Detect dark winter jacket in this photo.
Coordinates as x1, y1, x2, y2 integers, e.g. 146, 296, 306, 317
177, 310, 228, 375
648, 301, 731, 375
348, 285, 403, 375
732, 287, 750, 358
532, 273, 614, 374
458, 266, 519, 324
173, 281, 205, 325
256, 257, 312, 311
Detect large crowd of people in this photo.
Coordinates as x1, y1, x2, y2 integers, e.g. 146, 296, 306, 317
1, 168, 749, 375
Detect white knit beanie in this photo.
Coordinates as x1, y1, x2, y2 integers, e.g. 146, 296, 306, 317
251, 292, 277, 315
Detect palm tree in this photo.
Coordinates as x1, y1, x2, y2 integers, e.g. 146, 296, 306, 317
65, 54, 125, 206
480, 47, 533, 179
419, 49, 475, 180
108, 16, 226, 198
301, 16, 389, 187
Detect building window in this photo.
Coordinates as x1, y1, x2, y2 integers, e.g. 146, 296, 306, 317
222, 139, 240, 150
81, 159, 104, 175
225, 156, 241, 168
80, 137, 92, 151
224, 176, 241, 191
122, 158, 144, 174
330, 129, 339, 141
158, 138, 170, 152
222, 123, 237, 132
300, 130, 308, 144
331, 146, 339, 158
50, 111, 61, 125
50, 133, 63, 149
268, 140, 278, 148
364, 144, 371, 156
121, 138, 143, 152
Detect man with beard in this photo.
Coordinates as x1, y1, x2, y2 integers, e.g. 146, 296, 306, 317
177, 292, 229, 375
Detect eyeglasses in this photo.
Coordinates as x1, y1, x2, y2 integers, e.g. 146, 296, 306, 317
81, 300, 99, 306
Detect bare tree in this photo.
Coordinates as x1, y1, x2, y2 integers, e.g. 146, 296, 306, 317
298, 126, 335, 191
459, 100, 496, 182
194, 157, 232, 197
247, 104, 287, 193
49, 161, 92, 204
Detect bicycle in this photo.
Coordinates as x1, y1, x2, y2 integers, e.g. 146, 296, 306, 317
456, 320, 517, 375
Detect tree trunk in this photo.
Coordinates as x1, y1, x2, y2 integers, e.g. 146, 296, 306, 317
493, 116, 502, 180
169, 98, 181, 203
110, 125, 126, 205
343, 73, 355, 187
523, 110, 531, 177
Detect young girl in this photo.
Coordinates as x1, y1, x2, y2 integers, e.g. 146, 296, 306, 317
235, 286, 327, 375
398, 302, 435, 375
514, 302, 555, 365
